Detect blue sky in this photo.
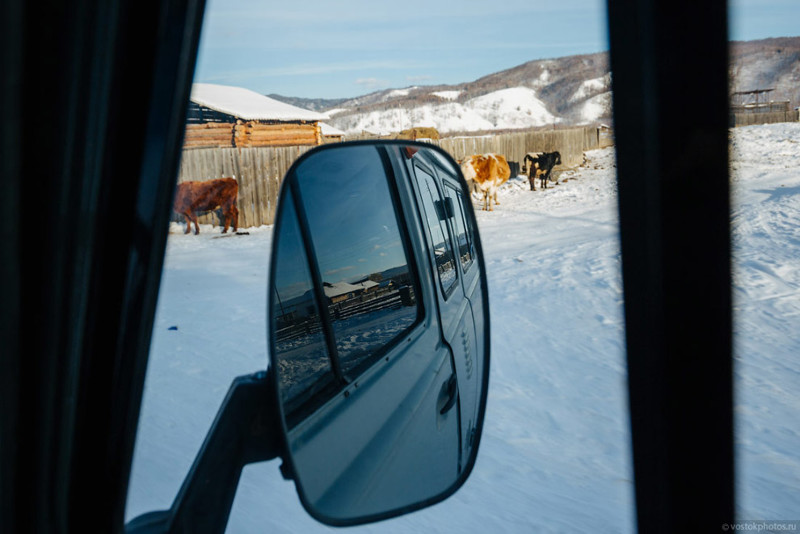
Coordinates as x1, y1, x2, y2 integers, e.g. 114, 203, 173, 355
193, 0, 800, 100
274, 145, 411, 297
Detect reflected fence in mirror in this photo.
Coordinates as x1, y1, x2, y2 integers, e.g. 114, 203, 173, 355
268, 141, 490, 525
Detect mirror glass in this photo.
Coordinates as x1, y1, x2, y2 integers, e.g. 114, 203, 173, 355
293, 145, 420, 381
269, 142, 489, 525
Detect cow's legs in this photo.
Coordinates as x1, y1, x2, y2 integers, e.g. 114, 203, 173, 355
190, 213, 200, 234
221, 207, 230, 233
182, 213, 192, 234
221, 203, 239, 233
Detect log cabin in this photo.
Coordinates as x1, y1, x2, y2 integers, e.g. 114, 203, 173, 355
320, 122, 346, 144
185, 83, 329, 148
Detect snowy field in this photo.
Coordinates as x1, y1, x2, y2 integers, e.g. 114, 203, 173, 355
126, 123, 800, 532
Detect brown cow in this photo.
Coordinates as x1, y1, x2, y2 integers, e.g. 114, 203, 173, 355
459, 154, 511, 211
173, 177, 239, 234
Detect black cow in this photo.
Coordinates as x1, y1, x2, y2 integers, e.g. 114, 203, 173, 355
523, 151, 562, 190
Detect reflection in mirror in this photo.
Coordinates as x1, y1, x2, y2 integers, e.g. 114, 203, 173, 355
444, 183, 475, 272
272, 188, 338, 429
414, 165, 458, 295
293, 145, 422, 380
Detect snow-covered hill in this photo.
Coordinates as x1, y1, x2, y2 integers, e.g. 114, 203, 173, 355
326, 52, 612, 134
268, 37, 800, 136
730, 37, 800, 107
328, 86, 563, 135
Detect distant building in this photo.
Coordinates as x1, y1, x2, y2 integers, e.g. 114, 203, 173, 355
320, 122, 346, 143
322, 280, 379, 304
731, 88, 790, 114
730, 88, 795, 127
184, 83, 329, 148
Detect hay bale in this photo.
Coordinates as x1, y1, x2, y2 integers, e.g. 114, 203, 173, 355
396, 126, 440, 141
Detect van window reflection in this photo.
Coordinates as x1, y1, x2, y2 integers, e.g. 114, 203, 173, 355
444, 184, 474, 272
272, 189, 337, 428
294, 145, 422, 379
414, 165, 458, 296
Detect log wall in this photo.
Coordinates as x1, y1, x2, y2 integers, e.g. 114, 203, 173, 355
183, 121, 321, 149
183, 123, 235, 149
234, 121, 321, 147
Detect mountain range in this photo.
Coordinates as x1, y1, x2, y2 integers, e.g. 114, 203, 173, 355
269, 37, 800, 136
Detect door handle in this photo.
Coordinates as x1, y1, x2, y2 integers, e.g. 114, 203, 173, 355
438, 374, 458, 415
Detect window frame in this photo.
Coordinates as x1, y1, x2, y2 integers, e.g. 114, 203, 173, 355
4, 0, 737, 531
442, 182, 476, 275
411, 159, 461, 301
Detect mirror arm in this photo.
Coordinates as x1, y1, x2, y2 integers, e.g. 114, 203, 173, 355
126, 370, 283, 534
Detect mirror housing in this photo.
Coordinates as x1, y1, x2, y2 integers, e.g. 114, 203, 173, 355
268, 141, 490, 525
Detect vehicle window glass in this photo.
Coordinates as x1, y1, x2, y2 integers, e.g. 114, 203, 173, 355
444, 183, 474, 273
414, 165, 458, 297
129, 2, 637, 531
294, 145, 422, 379
272, 189, 338, 428
728, 4, 800, 517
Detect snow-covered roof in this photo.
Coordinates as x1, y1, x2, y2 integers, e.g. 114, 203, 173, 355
358, 280, 379, 290
190, 83, 329, 122
323, 280, 378, 298
323, 282, 361, 299
320, 122, 346, 137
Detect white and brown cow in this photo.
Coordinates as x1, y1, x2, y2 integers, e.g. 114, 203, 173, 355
459, 153, 511, 211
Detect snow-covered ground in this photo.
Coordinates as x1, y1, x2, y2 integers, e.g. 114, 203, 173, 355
569, 75, 611, 103
126, 123, 800, 532
432, 90, 462, 101
578, 92, 612, 123
729, 124, 800, 516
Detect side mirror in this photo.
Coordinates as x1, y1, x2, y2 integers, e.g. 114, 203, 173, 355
269, 141, 490, 525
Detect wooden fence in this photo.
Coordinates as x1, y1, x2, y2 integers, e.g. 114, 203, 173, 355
175, 126, 606, 229
175, 145, 312, 228
731, 110, 799, 127
435, 126, 601, 168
